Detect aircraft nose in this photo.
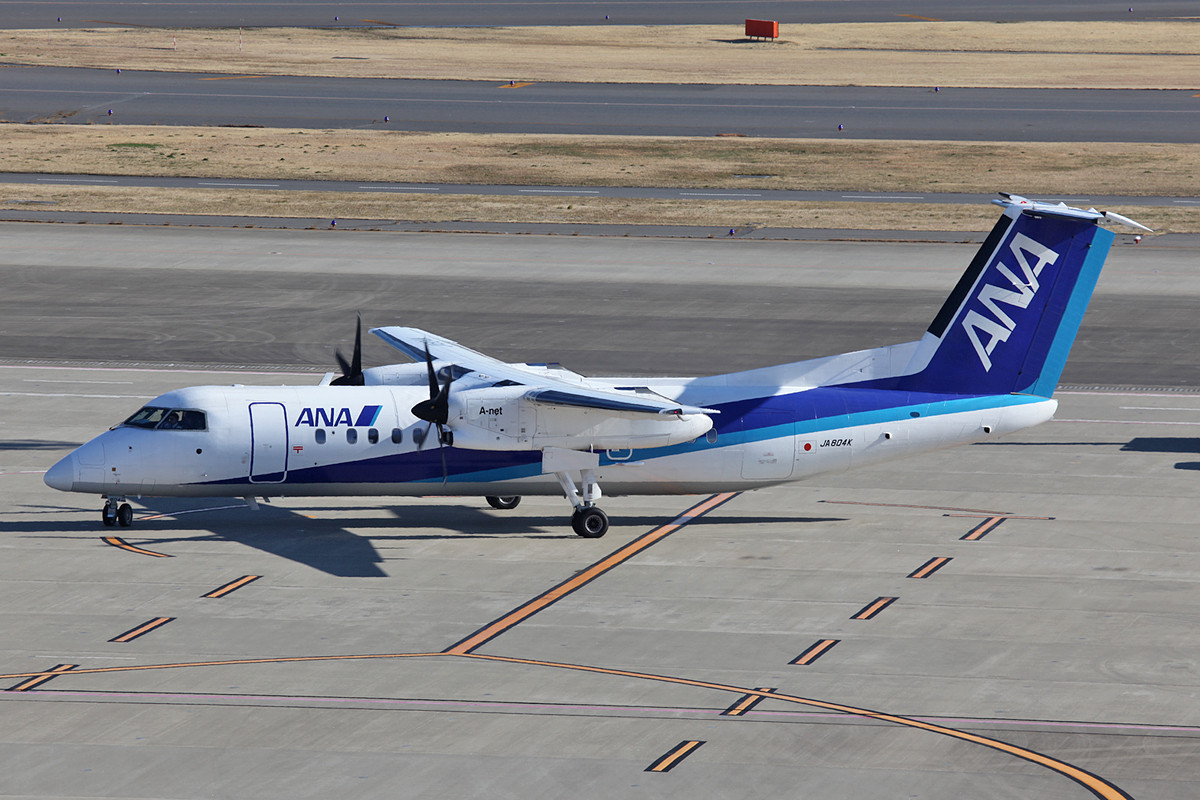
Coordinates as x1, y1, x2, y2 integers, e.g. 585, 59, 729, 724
43, 455, 76, 492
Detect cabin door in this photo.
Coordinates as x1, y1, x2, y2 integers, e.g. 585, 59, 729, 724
249, 402, 289, 483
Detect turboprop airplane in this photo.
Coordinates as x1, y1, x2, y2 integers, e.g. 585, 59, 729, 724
44, 195, 1151, 537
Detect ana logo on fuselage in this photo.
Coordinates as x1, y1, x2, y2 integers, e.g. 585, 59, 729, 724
294, 405, 382, 427
961, 232, 1060, 371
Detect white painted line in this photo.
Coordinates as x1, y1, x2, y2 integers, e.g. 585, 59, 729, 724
1054, 418, 1200, 426
0, 391, 155, 399
1172, 200, 1200, 205
141, 503, 249, 520
196, 182, 280, 188
518, 189, 601, 194
840, 194, 925, 200
0, 364, 317, 376
25, 379, 134, 385
679, 192, 762, 197
1119, 406, 1200, 411
357, 185, 440, 191
37, 178, 119, 184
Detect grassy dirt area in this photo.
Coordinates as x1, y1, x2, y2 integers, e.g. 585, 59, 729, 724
3, 22, 1200, 88
3, 184, 1192, 233
3, 21, 1197, 231
5, 125, 1200, 197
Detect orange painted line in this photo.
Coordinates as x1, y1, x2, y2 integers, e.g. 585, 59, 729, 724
361, 18, 405, 26
822, 500, 1009, 515
0, 647, 1134, 798
202, 575, 262, 599
646, 740, 705, 772
442, 492, 740, 655
946, 513, 1053, 520
102, 536, 171, 558
7, 663, 76, 692
908, 556, 952, 579
851, 596, 897, 620
109, 617, 174, 643
498, 82, 534, 89
721, 687, 774, 716
896, 14, 944, 21
0, 652, 443, 682
200, 75, 268, 81
467, 652, 1133, 800
790, 638, 839, 666
961, 516, 1005, 541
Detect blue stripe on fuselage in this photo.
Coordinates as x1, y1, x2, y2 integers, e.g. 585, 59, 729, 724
198, 387, 1041, 489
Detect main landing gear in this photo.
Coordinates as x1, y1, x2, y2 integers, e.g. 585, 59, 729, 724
554, 468, 609, 538
102, 497, 133, 528
485, 495, 521, 510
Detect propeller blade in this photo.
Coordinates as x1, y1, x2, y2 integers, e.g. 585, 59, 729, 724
329, 314, 365, 386
436, 423, 449, 484
424, 341, 438, 398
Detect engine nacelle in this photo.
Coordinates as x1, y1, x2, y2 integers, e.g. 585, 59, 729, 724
447, 386, 713, 451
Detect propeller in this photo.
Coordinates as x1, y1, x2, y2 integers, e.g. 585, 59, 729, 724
330, 314, 364, 386
410, 342, 455, 482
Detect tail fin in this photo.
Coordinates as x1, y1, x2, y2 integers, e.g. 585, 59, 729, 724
891, 196, 1122, 397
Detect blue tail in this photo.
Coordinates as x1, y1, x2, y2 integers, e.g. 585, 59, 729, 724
890, 198, 1116, 397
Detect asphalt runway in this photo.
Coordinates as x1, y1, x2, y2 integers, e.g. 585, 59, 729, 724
1, 222, 1197, 386
7, 68, 1200, 142
1, 225, 1198, 799
2, 0, 1196, 27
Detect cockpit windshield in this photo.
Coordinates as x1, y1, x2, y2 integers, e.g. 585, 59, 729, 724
122, 406, 207, 431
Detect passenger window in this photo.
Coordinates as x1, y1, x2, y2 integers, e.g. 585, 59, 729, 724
347, 428, 358, 444
368, 428, 379, 444
391, 428, 403, 444
315, 429, 326, 444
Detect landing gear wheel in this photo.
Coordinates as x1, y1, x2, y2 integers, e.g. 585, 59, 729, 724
486, 495, 521, 510
571, 506, 609, 538
102, 504, 117, 527
116, 503, 133, 527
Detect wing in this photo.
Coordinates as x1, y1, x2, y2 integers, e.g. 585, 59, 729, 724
371, 326, 717, 416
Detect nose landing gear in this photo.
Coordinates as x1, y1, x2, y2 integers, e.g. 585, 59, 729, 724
102, 497, 133, 527
554, 467, 609, 538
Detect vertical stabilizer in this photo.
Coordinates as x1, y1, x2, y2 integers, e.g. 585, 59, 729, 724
891, 197, 1116, 397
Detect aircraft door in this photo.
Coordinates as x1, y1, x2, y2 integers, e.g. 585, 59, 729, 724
740, 411, 796, 480
249, 402, 288, 483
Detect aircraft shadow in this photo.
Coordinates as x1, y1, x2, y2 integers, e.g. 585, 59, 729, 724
10, 499, 844, 578
1121, 437, 1200, 454
1120, 437, 1200, 470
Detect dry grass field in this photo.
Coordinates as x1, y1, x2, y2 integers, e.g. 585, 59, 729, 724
3, 22, 1200, 88
2, 22, 1197, 230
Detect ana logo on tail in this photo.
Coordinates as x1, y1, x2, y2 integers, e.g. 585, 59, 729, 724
961, 232, 1060, 371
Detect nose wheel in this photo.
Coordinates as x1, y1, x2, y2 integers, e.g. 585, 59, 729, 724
102, 498, 133, 527
571, 506, 609, 538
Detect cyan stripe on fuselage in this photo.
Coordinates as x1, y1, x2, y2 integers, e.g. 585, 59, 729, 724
199, 387, 1041, 489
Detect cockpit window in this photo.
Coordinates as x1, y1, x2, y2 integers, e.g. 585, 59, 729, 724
122, 407, 207, 431
123, 407, 169, 428
159, 409, 207, 430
